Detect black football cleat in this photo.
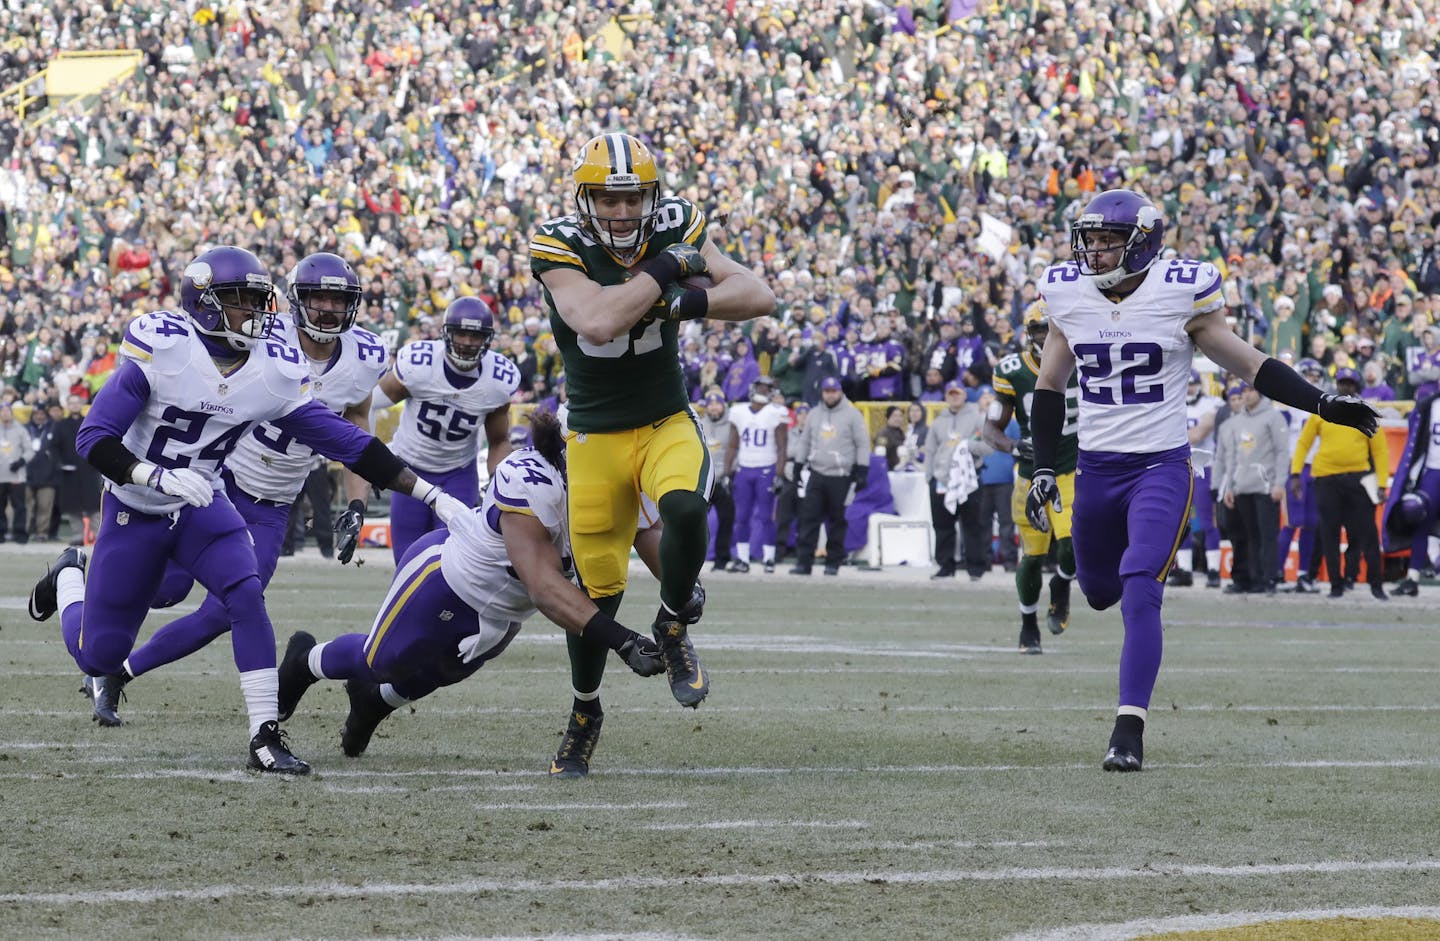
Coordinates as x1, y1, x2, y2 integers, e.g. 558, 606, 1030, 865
29, 546, 87, 621
90, 672, 129, 727
549, 710, 603, 779
763, 560, 776, 574
340, 680, 395, 757
653, 619, 709, 708
728, 560, 751, 573
247, 720, 310, 775
1102, 715, 1144, 772
1018, 613, 1043, 655
1047, 575, 1071, 635
1370, 584, 1389, 601
1167, 568, 1193, 587
824, 564, 841, 576
277, 631, 318, 721
1205, 572, 1221, 589
1395, 578, 1419, 597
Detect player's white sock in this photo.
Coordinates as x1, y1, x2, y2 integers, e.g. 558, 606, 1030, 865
1408, 568, 1421, 581
1429, 537, 1440, 566
737, 545, 751, 564
1174, 554, 1192, 573
1117, 704, 1148, 722
379, 683, 410, 708
1018, 601, 1039, 615
308, 642, 329, 680
239, 668, 279, 737
1206, 549, 1220, 573
762, 545, 775, 563
572, 686, 600, 703
57, 568, 85, 613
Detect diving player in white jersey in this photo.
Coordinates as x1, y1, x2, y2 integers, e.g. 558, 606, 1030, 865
28, 246, 468, 773
1025, 189, 1379, 772
724, 375, 789, 573
371, 296, 519, 562
276, 410, 668, 763
1171, 369, 1224, 587
116, 252, 389, 709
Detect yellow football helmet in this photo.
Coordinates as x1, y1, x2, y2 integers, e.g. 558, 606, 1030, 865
1023, 299, 1050, 352
572, 132, 661, 265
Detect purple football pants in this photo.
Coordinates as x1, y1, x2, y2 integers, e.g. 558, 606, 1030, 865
62, 491, 274, 676
1191, 467, 1220, 550
126, 475, 291, 677
732, 465, 777, 556
389, 463, 480, 564
1278, 465, 1317, 574
319, 530, 520, 701
1071, 446, 1192, 712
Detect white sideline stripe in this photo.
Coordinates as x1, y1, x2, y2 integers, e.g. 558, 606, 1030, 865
3, 858, 1438, 908
2, 757, 1435, 783
642, 819, 868, 831
1005, 905, 1440, 941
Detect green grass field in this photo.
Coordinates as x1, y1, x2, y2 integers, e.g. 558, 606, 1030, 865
2, 546, 1439, 941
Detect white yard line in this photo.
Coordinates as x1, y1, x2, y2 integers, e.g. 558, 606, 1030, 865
3, 858, 1438, 908
1004, 905, 1440, 941
1, 757, 1436, 782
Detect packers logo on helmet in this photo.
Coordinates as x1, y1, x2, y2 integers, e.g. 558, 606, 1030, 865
572, 132, 661, 265
1023, 300, 1050, 353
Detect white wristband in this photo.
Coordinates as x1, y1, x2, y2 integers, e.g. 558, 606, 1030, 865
411, 478, 439, 506
130, 461, 160, 488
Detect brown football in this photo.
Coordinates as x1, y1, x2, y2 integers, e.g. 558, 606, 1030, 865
679, 274, 715, 291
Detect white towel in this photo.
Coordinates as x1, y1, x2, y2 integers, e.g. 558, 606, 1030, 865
943, 441, 980, 512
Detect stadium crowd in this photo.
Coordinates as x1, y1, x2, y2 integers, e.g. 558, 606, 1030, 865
1, 0, 1437, 579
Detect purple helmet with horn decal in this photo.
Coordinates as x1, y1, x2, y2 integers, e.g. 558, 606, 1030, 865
1069, 189, 1166, 290
287, 252, 361, 343
179, 246, 277, 352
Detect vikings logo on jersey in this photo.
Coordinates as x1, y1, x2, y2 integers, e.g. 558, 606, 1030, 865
1041, 257, 1224, 454
109, 309, 312, 515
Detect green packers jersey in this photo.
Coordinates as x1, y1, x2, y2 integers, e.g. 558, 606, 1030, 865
991, 350, 1080, 476
530, 196, 707, 433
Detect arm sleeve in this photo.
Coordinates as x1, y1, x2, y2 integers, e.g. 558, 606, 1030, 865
272, 399, 375, 465
75, 358, 151, 460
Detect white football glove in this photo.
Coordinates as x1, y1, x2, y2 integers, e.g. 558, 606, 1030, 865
132, 462, 213, 507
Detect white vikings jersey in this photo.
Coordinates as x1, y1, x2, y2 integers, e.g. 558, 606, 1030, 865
1186, 394, 1223, 452
728, 403, 788, 468
388, 341, 519, 473
1041, 258, 1225, 453
441, 447, 569, 623
112, 310, 311, 514
226, 323, 389, 503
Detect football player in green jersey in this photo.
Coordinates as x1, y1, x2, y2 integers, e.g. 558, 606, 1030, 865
530, 132, 774, 777
983, 301, 1081, 653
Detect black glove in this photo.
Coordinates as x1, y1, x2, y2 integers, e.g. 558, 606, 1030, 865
1025, 469, 1062, 532
770, 474, 785, 495
1318, 392, 1380, 437
641, 241, 709, 288
618, 634, 665, 676
1013, 437, 1035, 462
850, 464, 869, 491
8, 458, 23, 472
333, 498, 366, 564
660, 242, 708, 279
